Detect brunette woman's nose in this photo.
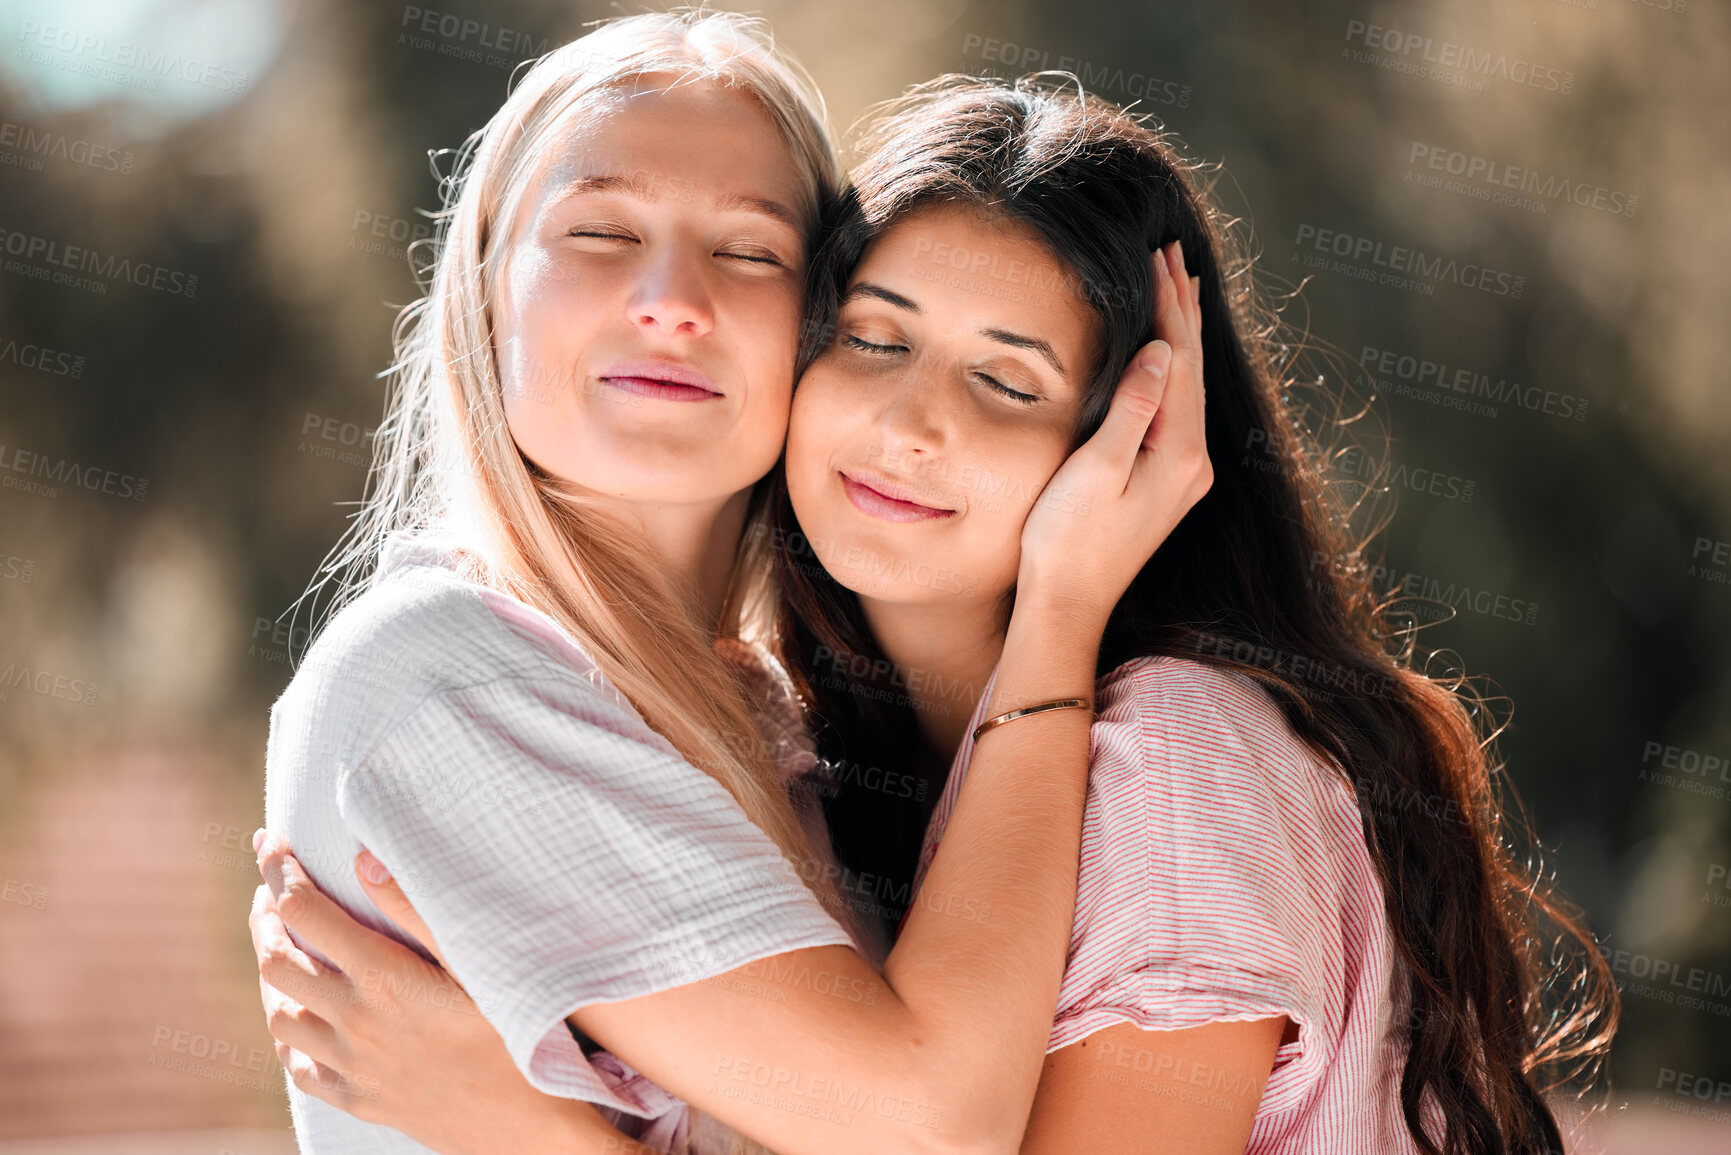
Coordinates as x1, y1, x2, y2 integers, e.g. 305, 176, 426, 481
875, 375, 944, 461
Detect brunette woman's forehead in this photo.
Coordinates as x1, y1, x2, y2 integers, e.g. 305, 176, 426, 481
894, 206, 1093, 313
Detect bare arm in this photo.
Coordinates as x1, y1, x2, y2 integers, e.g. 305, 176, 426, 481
1020, 1020, 1287, 1154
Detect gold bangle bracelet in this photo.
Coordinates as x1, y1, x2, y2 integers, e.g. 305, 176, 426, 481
971, 698, 1092, 745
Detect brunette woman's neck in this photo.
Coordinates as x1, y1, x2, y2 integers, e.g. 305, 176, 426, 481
856, 595, 1005, 757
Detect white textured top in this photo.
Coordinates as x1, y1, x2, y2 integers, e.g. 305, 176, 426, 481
264, 532, 854, 1154
909, 656, 1431, 1152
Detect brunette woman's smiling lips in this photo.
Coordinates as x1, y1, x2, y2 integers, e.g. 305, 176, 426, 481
839, 468, 958, 523
597, 358, 724, 402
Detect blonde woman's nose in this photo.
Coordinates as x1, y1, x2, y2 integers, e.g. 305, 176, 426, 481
627, 249, 715, 337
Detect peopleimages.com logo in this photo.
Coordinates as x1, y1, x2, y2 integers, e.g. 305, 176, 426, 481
0, 443, 149, 502
1292, 224, 1524, 299
960, 34, 1192, 109
0, 226, 197, 298
1357, 344, 1589, 423
1340, 18, 1574, 95
0, 118, 134, 176
15, 20, 251, 94
0, 661, 100, 707
0, 334, 85, 380
1405, 142, 1637, 219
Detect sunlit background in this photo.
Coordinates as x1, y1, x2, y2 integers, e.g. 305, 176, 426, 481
0, 0, 1727, 1151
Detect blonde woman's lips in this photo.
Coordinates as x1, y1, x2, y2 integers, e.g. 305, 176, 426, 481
599, 359, 722, 402
839, 470, 956, 523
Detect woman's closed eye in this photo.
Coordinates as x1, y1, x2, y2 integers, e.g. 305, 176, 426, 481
567, 229, 787, 270
716, 243, 788, 268
973, 370, 1039, 405
842, 333, 908, 356
842, 332, 1043, 404
567, 225, 637, 244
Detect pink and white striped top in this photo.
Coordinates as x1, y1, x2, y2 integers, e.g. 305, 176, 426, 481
908, 655, 1433, 1152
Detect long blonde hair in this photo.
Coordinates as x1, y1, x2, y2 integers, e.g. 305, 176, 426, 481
302, 20, 853, 1131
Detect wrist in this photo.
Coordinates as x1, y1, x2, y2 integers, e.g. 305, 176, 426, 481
1011, 570, 1114, 637
1004, 582, 1108, 667
474, 1089, 602, 1155
972, 697, 1092, 745
993, 603, 1103, 715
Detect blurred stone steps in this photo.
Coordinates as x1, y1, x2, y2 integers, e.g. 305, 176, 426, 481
0, 748, 284, 1139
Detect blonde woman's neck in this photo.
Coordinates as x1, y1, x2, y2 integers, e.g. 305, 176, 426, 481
585, 485, 754, 633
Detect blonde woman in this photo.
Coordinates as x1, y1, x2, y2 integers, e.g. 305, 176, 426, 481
256, 12, 1210, 1155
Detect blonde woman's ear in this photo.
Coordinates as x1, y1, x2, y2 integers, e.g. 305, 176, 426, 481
354, 849, 451, 971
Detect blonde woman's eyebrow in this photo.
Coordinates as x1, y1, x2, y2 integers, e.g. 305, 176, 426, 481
551, 173, 798, 231
551, 172, 655, 202
715, 192, 802, 232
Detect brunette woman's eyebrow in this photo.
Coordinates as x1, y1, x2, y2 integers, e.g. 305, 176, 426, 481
841, 282, 921, 313
981, 327, 1065, 374
843, 282, 1064, 373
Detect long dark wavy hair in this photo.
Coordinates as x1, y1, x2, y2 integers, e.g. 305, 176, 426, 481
763, 75, 1617, 1154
